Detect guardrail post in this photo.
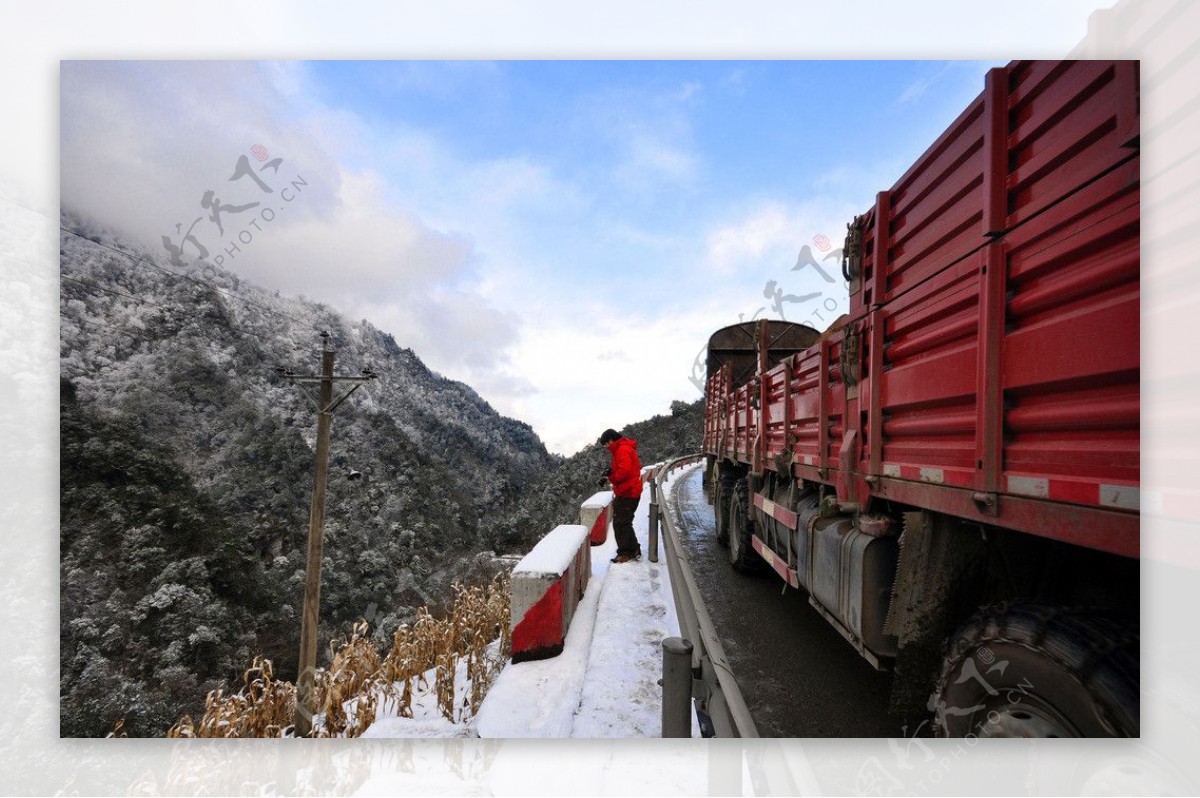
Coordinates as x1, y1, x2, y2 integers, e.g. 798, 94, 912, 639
661, 636, 694, 738
648, 472, 660, 563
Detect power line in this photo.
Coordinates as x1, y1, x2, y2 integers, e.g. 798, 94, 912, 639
60, 273, 144, 302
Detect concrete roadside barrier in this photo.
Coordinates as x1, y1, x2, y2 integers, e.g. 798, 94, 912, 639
510, 524, 591, 663
580, 490, 612, 546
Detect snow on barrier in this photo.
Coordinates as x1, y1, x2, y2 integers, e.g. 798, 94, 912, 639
579, 490, 612, 546
510, 524, 591, 663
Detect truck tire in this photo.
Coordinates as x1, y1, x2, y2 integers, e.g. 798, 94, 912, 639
713, 470, 735, 548
727, 480, 759, 573
931, 602, 1138, 738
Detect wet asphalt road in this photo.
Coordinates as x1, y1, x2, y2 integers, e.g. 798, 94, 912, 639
669, 466, 910, 738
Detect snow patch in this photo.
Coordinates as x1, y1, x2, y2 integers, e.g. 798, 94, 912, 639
513, 524, 588, 577
581, 489, 613, 510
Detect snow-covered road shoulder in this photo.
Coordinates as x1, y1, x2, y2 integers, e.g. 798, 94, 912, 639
473, 462, 701, 738
473, 576, 601, 738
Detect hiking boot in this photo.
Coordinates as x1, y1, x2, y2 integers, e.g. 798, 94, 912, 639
611, 552, 642, 564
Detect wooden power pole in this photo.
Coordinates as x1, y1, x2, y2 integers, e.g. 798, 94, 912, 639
279, 332, 377, 737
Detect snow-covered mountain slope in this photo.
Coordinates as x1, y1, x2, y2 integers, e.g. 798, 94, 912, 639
59, 211, 555, 736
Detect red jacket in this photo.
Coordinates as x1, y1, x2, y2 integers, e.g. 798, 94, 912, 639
606, 437, 643, 498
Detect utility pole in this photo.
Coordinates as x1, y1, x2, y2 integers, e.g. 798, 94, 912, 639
278, 331, 378, 738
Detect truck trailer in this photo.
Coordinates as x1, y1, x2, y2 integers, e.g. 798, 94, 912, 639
703, 60, 1139, 737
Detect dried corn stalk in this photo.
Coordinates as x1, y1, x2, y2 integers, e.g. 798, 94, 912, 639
167, 571, 513, 737
167, 657, 294, 738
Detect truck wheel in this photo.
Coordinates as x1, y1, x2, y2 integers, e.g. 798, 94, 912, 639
713, 470, 735, 548
931, 603, 1138, 738
727, 480, 758, 572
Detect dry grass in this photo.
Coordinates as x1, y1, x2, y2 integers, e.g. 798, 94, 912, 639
381, 572, 511, 722
166, 571, 511, 738
168, 657, 295, 738
306, 619, 383, 737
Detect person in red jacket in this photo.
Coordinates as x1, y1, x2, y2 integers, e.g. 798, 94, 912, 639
599, 428, 643, 563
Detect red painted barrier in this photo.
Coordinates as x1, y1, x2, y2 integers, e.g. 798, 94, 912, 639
580, 490, 612, 546
510, 524, 590, 663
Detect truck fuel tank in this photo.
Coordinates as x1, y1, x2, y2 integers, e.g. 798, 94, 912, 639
785, 494, 899, 664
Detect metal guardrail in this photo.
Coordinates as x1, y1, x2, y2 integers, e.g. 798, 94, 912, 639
650, 454, 759, 738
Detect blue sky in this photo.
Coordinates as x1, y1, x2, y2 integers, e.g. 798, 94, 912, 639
61, 59, 1001, 453
300, 59, 995, 314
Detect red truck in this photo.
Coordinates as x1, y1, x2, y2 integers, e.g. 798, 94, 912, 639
703, 60, 1139, 737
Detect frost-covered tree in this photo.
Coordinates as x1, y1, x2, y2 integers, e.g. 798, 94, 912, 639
59, 215, 559, 736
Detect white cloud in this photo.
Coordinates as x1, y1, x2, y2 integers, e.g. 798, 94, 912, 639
504, 303, 725, 454
59, 61, 528, 412
704, 203, 796, 276
894, 61, 957, 107
463, 156, 591, 226
703, 199, 856, 278
579, 83, 702, 197
371, 61, 505, 99
353, 121, 591, 262
720, 68, 749, 96
673, 80, 703, 102
60, 61, 344, 253
620, 132, 696, 186
264, 61, 309, 97
188, 165, 532, 409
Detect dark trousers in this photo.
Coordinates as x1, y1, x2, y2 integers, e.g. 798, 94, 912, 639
613, 495, 641, 556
